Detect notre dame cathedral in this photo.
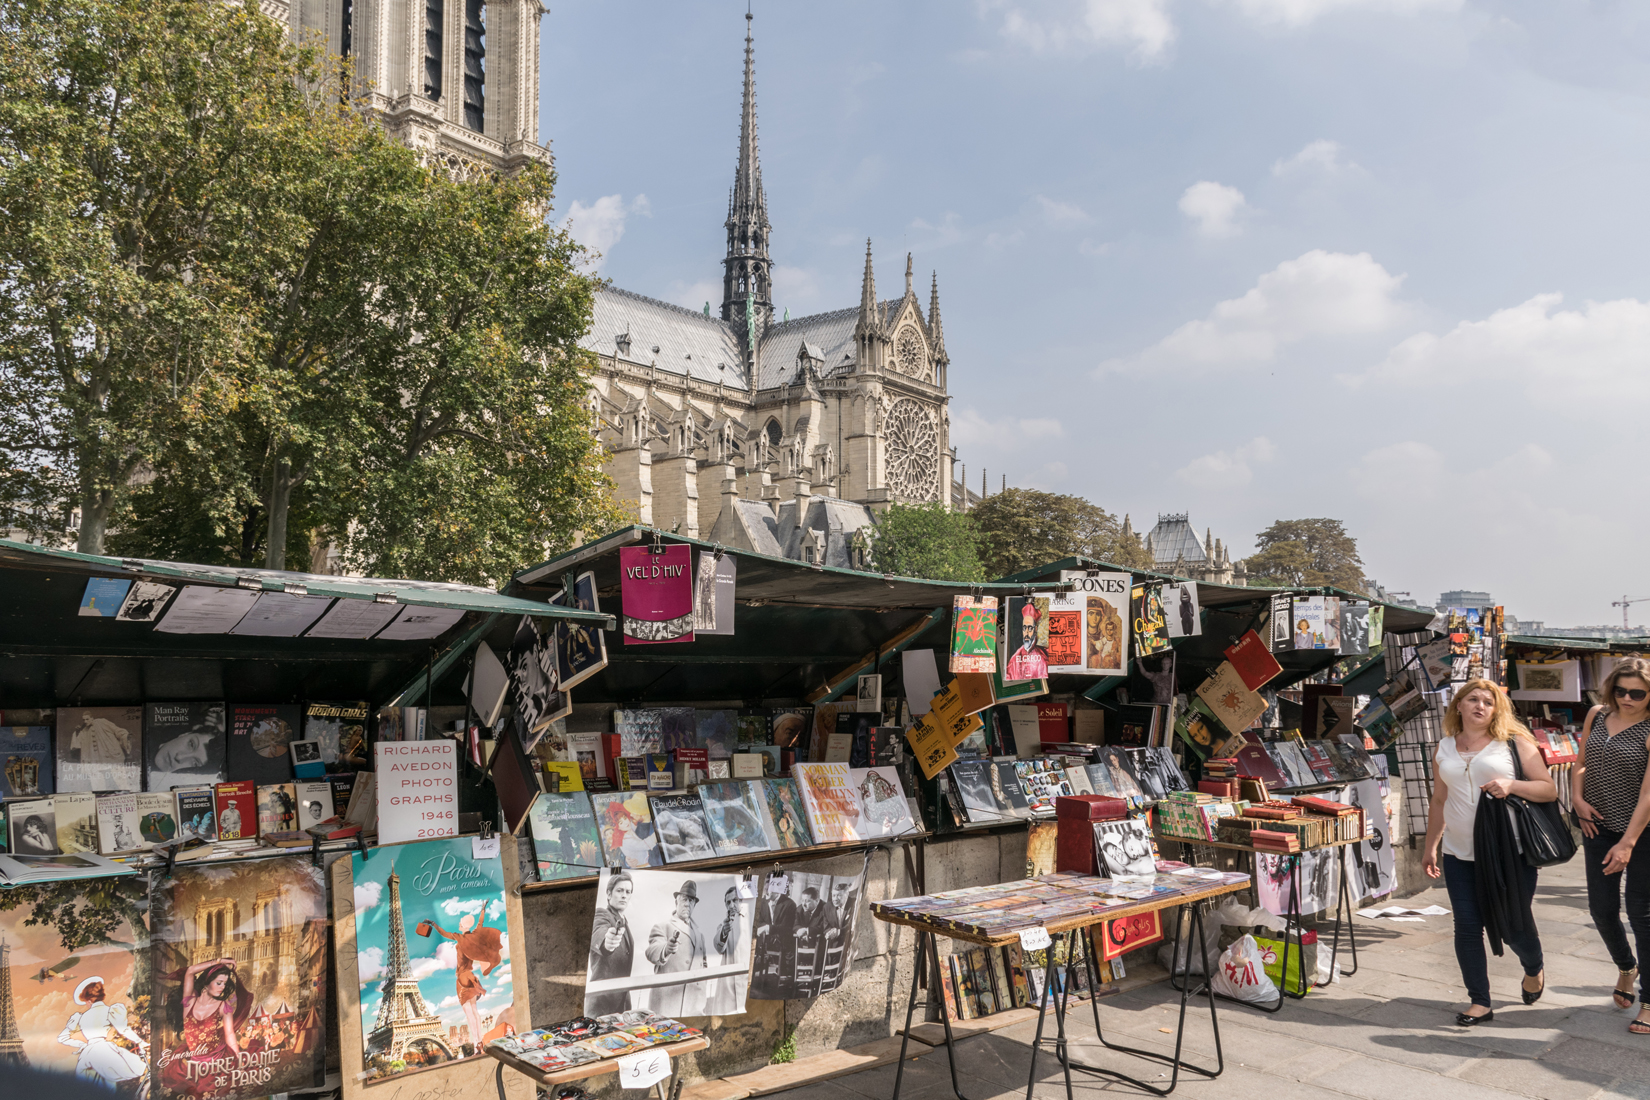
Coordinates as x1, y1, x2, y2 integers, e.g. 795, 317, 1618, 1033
266, 4, 963, 567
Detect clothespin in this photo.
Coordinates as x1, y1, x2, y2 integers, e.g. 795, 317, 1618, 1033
311, 834, 324, 868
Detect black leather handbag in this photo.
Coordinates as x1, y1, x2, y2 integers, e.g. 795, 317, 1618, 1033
1505, 738, 1577, 868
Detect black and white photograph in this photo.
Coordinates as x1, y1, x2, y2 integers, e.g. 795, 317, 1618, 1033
116, 580, 176, 621
584, 867, 754, 1018
649, 792, 718, 862
949, 759, 1005, 822
1265, 740, 1315, 790
506, 614, 569, 748
1129, 747, 1187, 800
1161, 582, 1201, 638
1340, 601, 1371, 656
143, 701, 227, 791
1336, 778, 1395, 900
1093, 818, 1157, 881
1258, 850, 1336, 917
554, 570, 610, 690
749, 857, 870, 1001
1094, 745, 1145, 803
855, 673, 882, 714
55, 706, 143, 792
9, 798, 58, 854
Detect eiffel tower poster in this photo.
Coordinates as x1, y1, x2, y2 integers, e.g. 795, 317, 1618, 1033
0, 937, 29, 1067
338, 836, 519, 1088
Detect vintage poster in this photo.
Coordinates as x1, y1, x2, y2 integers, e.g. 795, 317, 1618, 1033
1059, 571, 1130, 674
584, 867, 753, 1018
749, 855, 871, 1001
553, 570, 610, 691
145, 703, 228, 793
505, 616, 568, 745
692, 551, 736, 636
349, 838, 515, 1081
1161, 582, 1201, 639
1001, 596, 1050, 682
1130, 585, 1171, 658
0, 876, 151, 1084
150, 858, 327, 1099
55, 706, 143, 793
620, 544, 695, 645
949, 596, 998, 674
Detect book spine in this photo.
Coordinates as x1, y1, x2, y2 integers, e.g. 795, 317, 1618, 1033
951, 954, 975, 1020
939, 959, 960, 1022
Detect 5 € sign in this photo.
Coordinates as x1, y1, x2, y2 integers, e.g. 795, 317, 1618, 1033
617, 1047, 671, 1090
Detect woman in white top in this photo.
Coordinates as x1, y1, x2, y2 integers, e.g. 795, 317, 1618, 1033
57, 975, 148, 1086
1422, 679, 1556, 1026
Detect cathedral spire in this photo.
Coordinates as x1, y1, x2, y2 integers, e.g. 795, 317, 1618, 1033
905, 253, 913, 296
855, 239, 878, 339
928, 271, 947, 360
720, 9, 772, 353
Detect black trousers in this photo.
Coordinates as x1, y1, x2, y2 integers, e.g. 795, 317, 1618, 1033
1583, 828, 1650, 1004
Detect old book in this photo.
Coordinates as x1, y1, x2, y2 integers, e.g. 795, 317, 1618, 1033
294, 780, 334, 830
303, 700, 370, 770
136, 790, 177, 842
757, 777, 813, 849
53, 791, 97, 853
697, 780, 773, 857
1224, 630, 1282, 691
1195, 662, 1267, 735
227, 704, 301, 786
257, 782, 298, 836
590, 789, 664, 868
175, 785, 219, 841
96, 792, 144, 854
215, 779, 256, 840
792, 762, 863, 843
55, 706, 142, 792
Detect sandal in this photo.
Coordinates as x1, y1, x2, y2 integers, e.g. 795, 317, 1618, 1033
1616, 969, 1639, 1010
1631, 1008, 1650, 1036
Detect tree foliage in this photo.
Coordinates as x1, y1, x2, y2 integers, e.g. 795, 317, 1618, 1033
969, 489, 1149, 578
0, 877, 151, 998
1243, 518, 1365, 591
871, 502, 987, 582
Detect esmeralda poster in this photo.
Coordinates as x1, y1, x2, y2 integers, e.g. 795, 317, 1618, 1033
151, 858, 328, 1099
0, 877, 151, 1085
349, 838, 513, 1082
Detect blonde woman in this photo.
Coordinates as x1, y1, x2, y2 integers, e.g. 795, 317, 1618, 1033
1574, 657, 1650, 1035
1423, 680, 1556, 1025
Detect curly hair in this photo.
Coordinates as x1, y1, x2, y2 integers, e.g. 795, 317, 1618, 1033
1443, 679, 1533, 743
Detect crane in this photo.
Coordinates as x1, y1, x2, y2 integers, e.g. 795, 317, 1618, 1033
1611, 595, 1650, 631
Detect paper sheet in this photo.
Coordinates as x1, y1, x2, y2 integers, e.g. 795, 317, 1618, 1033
375, 604, 467, 640
229, 591, 334, 636
902, 648, 941, 715
305, 597, 402, 639
154, 585, 261, 633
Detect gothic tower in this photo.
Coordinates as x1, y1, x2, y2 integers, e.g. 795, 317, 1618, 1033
721, 11, 773, 364
366, 870, 453, 1061
0, 938, 26, 1067
271, 0, 548, 175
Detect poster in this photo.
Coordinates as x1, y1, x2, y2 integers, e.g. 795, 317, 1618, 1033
553, 571, 609, 691
1001, 596, 1050, 682
1051, 571, 1130, 674
620, 545, 694, 645
55, 706, 143, 793
374, 740, 457, 845
584, 867, 753, 1018
949, 597, 998, 674
692, 552, 736, 636
1257, 850, 1337, 919
150, 858, 328, 1099
1335, 778, 1395, 901
349, 838, 515, 1081
0, 876, 150, 1083
505, 616, 567, 745
145, 703, 228, 794
748, 856, 871, 1001
1161, 582, 1201, 639
1130, 584, 1171, 658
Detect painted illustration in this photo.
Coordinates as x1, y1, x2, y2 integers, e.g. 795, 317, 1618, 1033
1002, 597, 1050, 682
349, 838, 515, 1082
1086, 597, 1125, 672
949, 596, 999, 674
151, 858, 327, 1099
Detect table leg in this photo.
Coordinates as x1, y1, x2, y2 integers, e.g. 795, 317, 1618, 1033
1318, 847, 1359, 986
1024, 930, 1076, 1100
893, 929, 984, 1100
1065, 902, 1224, 1097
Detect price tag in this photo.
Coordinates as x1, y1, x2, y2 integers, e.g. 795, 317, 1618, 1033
471, 836, 500, 860
616, 1047, 671, 1090
1018, 926, 1052, 952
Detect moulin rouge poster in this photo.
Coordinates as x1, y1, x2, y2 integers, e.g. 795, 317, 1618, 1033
150, 857, 329, 1100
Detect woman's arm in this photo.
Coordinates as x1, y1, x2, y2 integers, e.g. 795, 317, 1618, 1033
1513, 738, 1558, 802
1422, 759, 1449, 879
220, 1002, 241, 1055
58, 1013, 86, 1049
1603, 733, 1650, 874
1574, 707, 1603, 837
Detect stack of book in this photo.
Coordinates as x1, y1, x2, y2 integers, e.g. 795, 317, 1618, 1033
1248, 828, 1301, 854
1204, 758, 1238, 780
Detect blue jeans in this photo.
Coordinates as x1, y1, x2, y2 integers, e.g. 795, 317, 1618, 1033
1441, 853, 1544, 1008
1583, 828, 1650, 1003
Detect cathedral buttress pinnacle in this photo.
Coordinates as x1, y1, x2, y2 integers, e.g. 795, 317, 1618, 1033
721, 10, 773, 358
929, 271, 948, 362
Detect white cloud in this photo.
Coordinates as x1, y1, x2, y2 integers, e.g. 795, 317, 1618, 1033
439, 897, 487, 918
1105, 250, 1408, 372
557, 194, 650, 270
984, 0, 1177, 63
773, 266, 823, 315
910, 212, 965, 249
667, 279, 722, 315
409, 940, 458, 981
1178, 181, 1249, 237
1348, 292, 1650, 407
1216, 0, 1460, 28
356, 946, 384, 985
353, 881, 381, 914
952, 408, 1065, 451
1272, 139, 1355, 177
1036, 196, 1093, 228
1176, 437, 1277, 488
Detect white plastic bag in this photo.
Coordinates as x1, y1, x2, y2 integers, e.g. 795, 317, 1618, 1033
1210, 899, 1287, 935
1158, 912, 1223, 977
1210, 933, 1281, 1007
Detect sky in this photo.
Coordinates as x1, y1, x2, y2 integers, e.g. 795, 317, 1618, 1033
537, 1, 1650, 628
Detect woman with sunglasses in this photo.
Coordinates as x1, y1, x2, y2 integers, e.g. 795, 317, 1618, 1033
1574, 657, 1650, 1034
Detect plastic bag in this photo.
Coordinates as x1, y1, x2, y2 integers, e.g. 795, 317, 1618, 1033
1157, 912, 1223, 977
1210, 934, 1280, 1006
1210, 899, 1287, 935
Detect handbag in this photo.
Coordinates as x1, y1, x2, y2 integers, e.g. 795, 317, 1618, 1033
1504, 738, 1577, 868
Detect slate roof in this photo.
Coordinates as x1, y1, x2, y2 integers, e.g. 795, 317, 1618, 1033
583, 287, 749, 390
755, 299, 911, 390
773, 496, 877, 568
1147, 514, 1208, 565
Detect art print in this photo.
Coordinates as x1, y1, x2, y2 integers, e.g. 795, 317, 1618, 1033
1043, 592, 1084, 672
698, 782, 772, 858
0, 877, 150, 1084
1161, 583, 1201, 639
949, 596, 998, 674
750, 856, 870, 1001
1257, 850, 1336, 919
585, 868, 752, 1018
55, 706, 143, 793
1335, 779, 1395, 901
1093, 818, 1157, 882
349, 838, 514, 1081
1002, 596, 1051, 682
553, 571, 609, 691
1059, 571, 1131, 674
591, 791, 664, 868
151, 858, 328, 1099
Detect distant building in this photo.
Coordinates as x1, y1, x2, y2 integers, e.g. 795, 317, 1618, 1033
1437, 590, 1496, 613
1143, 514, 1245, 585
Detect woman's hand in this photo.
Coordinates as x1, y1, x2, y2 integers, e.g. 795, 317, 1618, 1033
1604, 838, 1636, 875
1575, 796, 1601, 839
1423, 847, 1442, 879
1481, 776, 1514, 799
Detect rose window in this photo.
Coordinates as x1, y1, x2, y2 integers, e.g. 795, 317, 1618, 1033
885, 399, 938, 501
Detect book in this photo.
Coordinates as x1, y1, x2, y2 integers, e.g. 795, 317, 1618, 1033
259, 830, 313, 848
768, 707, 813, 751
823, 732, 853, 763
950, 595, 999, 674
731, 753, 765, 779
227, 704, 301, 786
55, 706, 143, 792
1234, 743, 1287, 788
9, 798, 57, 854
329, 772, 358, 815
256, 782, 298, 836
0, 850, 133, 885
1195, 662, 1267, 735
544, 760, 586, 793
735, 712, 770, 746
697, 780, 773, 857
1092, 747, 1145, 805
144, 701, 227, 792
645, 752, 674, 791
696, 709, 740, 759
1291, 597, 1329, 650
305, 816, 361, 840
553, 569, 610, 690
1005, 705, 1042, 757
468, 640, 511, 726
673, 747, 709, 788
136, 790, 178, 842
289, 738, 326, 779
648, 792, 717, 862
853, 766, 916, 837
343, 770, 376, 831
991, 761, 1033, 818
303, 700, 370, 769
0, 725, 53, 797
793, 763, 862, 843
95, 792, 144, 854
53, 791, 97, 853
175, 785, 218, 840
294, 780, 334, 829
1131, 584, 1171, 658
1064, 764, 1095, 796
1224, 630, 1282, 691
528, 790, 604, 881
215, 780, 256, 840
1036, 703, 1070, 745
757, 777, 813, 849
590, 790, 664, 867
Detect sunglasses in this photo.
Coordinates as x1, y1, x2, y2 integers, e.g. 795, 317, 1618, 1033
1614, 687, 1648, 701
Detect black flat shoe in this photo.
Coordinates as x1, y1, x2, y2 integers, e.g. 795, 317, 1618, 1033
1523, 973, 1545, 1005
1456, 1010, 1494, 1026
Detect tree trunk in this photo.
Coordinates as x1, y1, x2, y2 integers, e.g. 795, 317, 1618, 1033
265, 460, 293, 570
77, 484, 113, 555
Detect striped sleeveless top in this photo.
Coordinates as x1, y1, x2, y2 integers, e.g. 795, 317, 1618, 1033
1583, 711, 1650, 834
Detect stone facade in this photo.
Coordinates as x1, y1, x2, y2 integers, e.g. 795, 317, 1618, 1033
1144, 513, 1247, 585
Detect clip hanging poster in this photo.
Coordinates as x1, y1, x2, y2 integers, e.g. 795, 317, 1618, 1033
151, 857, 328, 1100
620, 545, 695, 645
1130, 585, 1171, 658
949, 596, 998, 674
1050, 572, 1131, 675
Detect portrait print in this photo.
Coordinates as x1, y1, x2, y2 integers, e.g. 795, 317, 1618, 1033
748, 857, 870, 1001
1092, 818, 1157, 881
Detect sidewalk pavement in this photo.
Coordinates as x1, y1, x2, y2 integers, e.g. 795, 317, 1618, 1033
767, 855, 1650, 1100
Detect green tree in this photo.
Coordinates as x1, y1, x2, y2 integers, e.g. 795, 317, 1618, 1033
970, 488, 1144, 578
0, 877, 151, 1000
1243, 518, 1365, 590
870, 502, 986, 582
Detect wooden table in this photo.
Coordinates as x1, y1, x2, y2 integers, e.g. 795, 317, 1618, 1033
876, 875, 1251, 1099
487, 1034, 709, 1100
1156, 834, 1363, 1012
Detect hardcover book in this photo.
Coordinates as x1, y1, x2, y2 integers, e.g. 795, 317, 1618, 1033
295, 780, 335, 829
1, 725, 52, 797
1195, 662, 1267, 735
55, 706, 143, 792
553, 569, 609, 689
257, 782, 299, 836
144, 701, 227, 792
648, 792, 718, 862
1130, 584, 1171, 658
590, 789, 664, 867
757, 777, 813, 849
1224, 630, 1283, 691
528, 790, 604, 881
303, 700, 370, 769
993, 761, 1033, 818
852, 766, 916, 837
792, 762, 862, 844
227, 704, 301, 786
950, 760, 1007, 823
697, 780, 773, 857
215, 780, 257, 840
